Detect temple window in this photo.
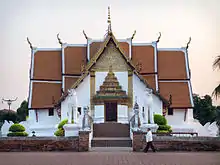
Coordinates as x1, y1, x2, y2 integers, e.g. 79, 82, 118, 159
48, 108, 54, 116
78, 107, 82, 115
168, 108, 173, 115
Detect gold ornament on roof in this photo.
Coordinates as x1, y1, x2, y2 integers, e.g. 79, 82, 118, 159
107, 6, 112, 34
81, 63, 86, 74
136, 62, 142, 73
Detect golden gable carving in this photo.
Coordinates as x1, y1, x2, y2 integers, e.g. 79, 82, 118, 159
92, 41, 130, 72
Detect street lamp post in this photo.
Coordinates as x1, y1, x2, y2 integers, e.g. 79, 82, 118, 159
2, 97, 17, 110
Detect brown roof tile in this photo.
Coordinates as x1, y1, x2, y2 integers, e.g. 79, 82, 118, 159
132, 45, 155, 74
64, 77, 79, 92
119, 42, 129, 57
158, 51, 187, 79
142, 75, 156, 90
90, 42, 102, 59
33, 51, 62, 80
31, 82, 61, 109
64, 46, 87, 75
159, 81, 192, 108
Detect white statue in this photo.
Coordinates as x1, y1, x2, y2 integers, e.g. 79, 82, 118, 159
144, 88, 154, 124
67, 89, 78, 124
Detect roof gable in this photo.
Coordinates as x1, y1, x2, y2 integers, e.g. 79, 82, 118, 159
86, 34, 135, 71
91, 40, 130, 71
56, 33, 169, 106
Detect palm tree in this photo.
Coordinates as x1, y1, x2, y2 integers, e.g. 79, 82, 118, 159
212, 56, 220, 99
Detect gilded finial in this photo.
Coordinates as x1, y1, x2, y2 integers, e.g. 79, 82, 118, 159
131, 30, 136, 40
107, 6, 112, 33
27, 37, 33, 49
156, 32, 161, 43
83, 30, 88, 39
186, 37, 191, 50
135, 61, 142, 73
57, 33, 63, 45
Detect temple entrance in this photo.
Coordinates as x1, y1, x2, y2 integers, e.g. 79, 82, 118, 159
105, 102, 117, 122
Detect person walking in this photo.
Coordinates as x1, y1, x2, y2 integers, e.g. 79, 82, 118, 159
143, 128, 156, 152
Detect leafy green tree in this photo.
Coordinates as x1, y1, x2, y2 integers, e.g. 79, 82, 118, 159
193, 94, 217, 125
0, 110, 17, 123
16, 100, 28, 122
212, 55, 220, 99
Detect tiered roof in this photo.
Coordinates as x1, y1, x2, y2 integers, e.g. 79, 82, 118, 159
28, 7, 193, 110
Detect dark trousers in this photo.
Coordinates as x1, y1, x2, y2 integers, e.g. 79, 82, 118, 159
143, 141, 156, 152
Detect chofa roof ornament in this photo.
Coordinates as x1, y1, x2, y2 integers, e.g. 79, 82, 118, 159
27, 37, 33, 49
56, 33, 63, 45
131, 30, 136, 40
186, 37, 191, 50
156, 32, 161, 43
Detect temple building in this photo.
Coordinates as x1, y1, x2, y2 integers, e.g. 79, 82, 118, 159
27, 8, 194, 137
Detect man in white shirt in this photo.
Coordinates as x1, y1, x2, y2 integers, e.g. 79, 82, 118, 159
143, 128, 156, 152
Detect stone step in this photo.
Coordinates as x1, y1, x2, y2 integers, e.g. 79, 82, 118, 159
91, 137, 132, 147
93, 123, 130, 137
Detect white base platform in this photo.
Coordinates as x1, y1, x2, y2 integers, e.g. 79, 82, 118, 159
140, 124, 159, 133
63, 124, 80, 137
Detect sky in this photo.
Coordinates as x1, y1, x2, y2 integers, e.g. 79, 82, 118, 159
0, 0, 219, 110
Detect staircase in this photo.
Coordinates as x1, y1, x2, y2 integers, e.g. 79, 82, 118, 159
91, 123, 132, 147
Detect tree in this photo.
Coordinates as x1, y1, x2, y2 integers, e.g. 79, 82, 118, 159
212, 55, 220, 99
16, 100, 28, 122
0, 109, 18, 131
0, 110, 17, 123
193, 94, 217, 125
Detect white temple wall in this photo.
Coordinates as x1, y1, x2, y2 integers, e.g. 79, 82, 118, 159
117, 105, 128, 124
26, 109, 60, 136
28, 109, 37, 124
186, 108, 194, 122
37, 109, 60, 125
165, 109, 185, 125
132, 74, 163, 115
61, 75, 90, 120
75, 75, 90, 108
95, 71, 128, 93
94, 105, 104, 123
28, 109, 60, 125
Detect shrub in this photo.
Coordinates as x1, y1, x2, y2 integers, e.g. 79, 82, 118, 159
7, 123, 28, 137
7, 132, 28, 137
55, 119, 73, 137
54, 128, 64, 136
58, 119, 68, 129
9, 124, 25, 132
154, 114, 167, 125
158, 125, 171, 131
156, 130, 170, 134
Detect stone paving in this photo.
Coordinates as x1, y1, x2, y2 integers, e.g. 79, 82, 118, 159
0, 149, 219, 165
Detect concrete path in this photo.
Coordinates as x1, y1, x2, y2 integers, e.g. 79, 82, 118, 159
0, 151, 219, 165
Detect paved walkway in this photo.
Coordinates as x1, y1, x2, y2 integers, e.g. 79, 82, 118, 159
0, 150, 219, 165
